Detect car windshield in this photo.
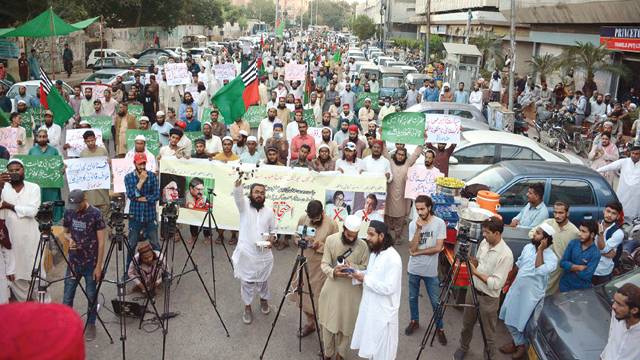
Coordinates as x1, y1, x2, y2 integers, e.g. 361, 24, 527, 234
466, 165, 513, 192
381, 76, 403, 88
84, 73, 116, 82
115, 51, 130, 58
603, 269, 640, 301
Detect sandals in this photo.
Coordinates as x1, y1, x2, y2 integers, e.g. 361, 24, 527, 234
298, 325, 316, 338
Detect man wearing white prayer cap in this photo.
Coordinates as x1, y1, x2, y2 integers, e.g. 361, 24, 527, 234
318, 214, 371, 360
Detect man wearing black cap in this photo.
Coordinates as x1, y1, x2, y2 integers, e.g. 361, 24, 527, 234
62, 189, 106, 341
350, 220, 402, 360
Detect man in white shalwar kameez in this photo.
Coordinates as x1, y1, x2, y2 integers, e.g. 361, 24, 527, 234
597, 146, 640, 219
0, 159, 42, 301
350, 220, 402, 360
232, 179, 275, 325
0, 239, 15, 304
498, 223, 558, 358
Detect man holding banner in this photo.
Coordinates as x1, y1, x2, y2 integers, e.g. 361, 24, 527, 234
79, 131, 110, 220
38, 110, 63, 154
28, 128, 63, 222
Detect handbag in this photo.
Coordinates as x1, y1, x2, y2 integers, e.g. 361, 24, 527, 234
0, 219, 11, 250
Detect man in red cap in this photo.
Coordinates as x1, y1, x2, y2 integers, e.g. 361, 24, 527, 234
339, 124, 367, 158
124, 152, 160, 276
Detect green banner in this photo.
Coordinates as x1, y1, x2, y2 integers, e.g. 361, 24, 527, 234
126, 130, 160, 156
1, 155, 65, 188
381, 112, 425, 145
201, 107, 226, 123
22, 109, 38, 138
356, 93, 380, 111
128, 104, 144, 121
303, 109, 316, 127
183, 131, 203, 144
83, 115, 112, 140
242, 105, 266, 128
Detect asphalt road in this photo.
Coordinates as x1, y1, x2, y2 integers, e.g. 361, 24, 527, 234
46, 228, 514, 360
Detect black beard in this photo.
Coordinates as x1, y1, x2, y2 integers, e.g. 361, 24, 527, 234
341, 233, 356, 245
183, 98, 194, 105
249, 196, 265, 210
531, 238, 541, 249
268, 116, 275, 121
322, 136, 330, 142
370, 240, 383, 254
278, 105, 286, 109
10, 176, 24, 185
85, 95, 92, 100
393, 157, 406, 166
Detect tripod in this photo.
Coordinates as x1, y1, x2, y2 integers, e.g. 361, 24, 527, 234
85, 212, 166, 360
138, 202, 230, 358
176, 189, 233, 304
27, 224, 113, 344
415, 238, 489, 360
260, 240, 325, 359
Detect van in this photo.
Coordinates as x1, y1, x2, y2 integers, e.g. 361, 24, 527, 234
358, 64, 380, 83
379, 66, 406, 101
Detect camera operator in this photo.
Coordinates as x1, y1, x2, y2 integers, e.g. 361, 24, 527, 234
127, 240, 164, 296
0, 159, 41, 302
290, 200, 339, 338
231, 178, 275, 325
453, 216, 514, 360
124, 153, 160, 275
62, 190, 106, 341
318, 215, 370, 360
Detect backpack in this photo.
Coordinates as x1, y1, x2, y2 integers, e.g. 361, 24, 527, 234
584, 99, 592, 117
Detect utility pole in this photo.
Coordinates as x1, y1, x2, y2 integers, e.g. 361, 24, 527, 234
380, 1, 384, 50
465, 9, 472, 44
300, 0, 303, 33
424, 0, 430, 64
508, 0, 516, 111
275, 0, 279, 30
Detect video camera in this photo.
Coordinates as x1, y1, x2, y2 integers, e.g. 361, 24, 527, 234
109, 199, 129, 228
35, 200, 65, 233
456, 225, 472, 261
296, 225, 316, 249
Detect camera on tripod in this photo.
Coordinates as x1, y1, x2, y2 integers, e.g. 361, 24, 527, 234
455, 225, 472, 261
35, 200, 65, 233
109, 199, 129, 229
296, 225, 316, 249
162, 200, 181, 220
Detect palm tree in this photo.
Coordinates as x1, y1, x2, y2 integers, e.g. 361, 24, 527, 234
470, 34, 504, 70
527, 54, 560, 84
560, 42, 630, 96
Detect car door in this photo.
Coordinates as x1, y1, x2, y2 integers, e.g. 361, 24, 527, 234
498, 178, 549, 225
548, 178, 598, 224
449, 144, 498, 180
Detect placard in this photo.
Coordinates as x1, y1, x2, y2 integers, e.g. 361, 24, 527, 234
425, 114, 461, 144
405, 165, 444, 200
127, 104, 144, 121
126, 130, 160, 156
303, 108, 316, 127
356, 92, 380, 111
111, 158, 134, 193
65, 156, 111, 191
214, 63, 236, 81
83, 115, 113, 140
242, 105, 266, 128
164, 63, 191, 86
9, 155, 64, 188
66, 129, 104, 157
381, 112, 425, 145
0, 127, 19, 155
284, 63, 306, 81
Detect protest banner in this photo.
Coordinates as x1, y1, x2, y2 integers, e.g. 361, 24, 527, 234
164, 63, 191, 86
22, 109, 37, 138
214, 63, 236, 81
242, 105, 266, 128
127, 104, 144, 121
0, 127, 19, 155
183, 131, 203, 144
65, 156, 111, 191
303, 108, 316, 126
82, 84, 109, 101
284, 63, 306, 81
126, 130, 160, 156
405, 165, 443, 200
308, 127, 328, 144
200, 107, 226, 123
83, 115, 113, 140
66, 129, 103, 157
356, 92, 380, 111
159, 159, 387, 234
381, 112, 425, 145
111, 158, 134, 193
425, 114, 462, 144
2, 155, 65, 188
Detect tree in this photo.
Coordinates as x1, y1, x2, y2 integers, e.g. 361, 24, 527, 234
560, 42, 630, 96
351, 15, 376, 41
243, 0, 276, 27
527, 54, 560, 84
302, 0, 352, 30
470, 34, 504, 71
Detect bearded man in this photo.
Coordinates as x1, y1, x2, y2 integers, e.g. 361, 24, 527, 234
385, 145, 423, 243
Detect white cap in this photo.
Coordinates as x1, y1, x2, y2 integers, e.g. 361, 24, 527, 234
239, 130, 249, 137
79, 120, 90, 125
344, 215, 362, 232
17, 100, 26, 105
139, 116, 150, 122
156, 110, 165, 116
7, 158, 24, 168
364, 97, 371, 102
135, 135, 146, 142
539, 223, 556, 237
222, 136, 233, 142
247, 135, 257, 143
345, 142, 357, 151
317, 143, 330, 151
202, 121, 212, 128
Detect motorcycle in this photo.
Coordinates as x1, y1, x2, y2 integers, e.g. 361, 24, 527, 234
512, 104, 529, 137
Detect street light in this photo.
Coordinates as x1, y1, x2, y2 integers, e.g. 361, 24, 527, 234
380, 3, 386, 50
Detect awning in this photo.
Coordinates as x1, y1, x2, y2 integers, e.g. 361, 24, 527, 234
0, 8, 98, 38
0, 28, 15, 37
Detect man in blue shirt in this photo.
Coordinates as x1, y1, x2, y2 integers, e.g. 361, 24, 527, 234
559, 220, 601, 292
454, 82, 469, 104
509, 183, 548, 229
421, 80, 440, 102
124, 152, 160, 275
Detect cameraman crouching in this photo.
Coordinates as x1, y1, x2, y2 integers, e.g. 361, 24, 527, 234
453, 217, 513, 360
291, 200, 339, 337
127, 241, 164, 296
62, 190, 106, 341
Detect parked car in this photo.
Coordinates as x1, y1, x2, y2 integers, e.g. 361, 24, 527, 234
134, 54, 169, 70
405, 73, 430, 90
448, 130, 584, 180
378, 66, 406, 102
134, 48, 180, 61
80, 69, 136, 93
358, 63, 380, 82
92, 57, 136, 71
166, 47, 189, 61
86, 48, 136, 68
378, 57, 398, 67
188, 47, 213, 59
406, 102, 488, 125
524, 267, 639, 360
7, 80, 73, 112
466, 160, 617, 228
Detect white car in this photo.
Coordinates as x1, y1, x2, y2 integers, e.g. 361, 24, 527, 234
86, 48, 136, 68
446, 130, 584, 180
7, 80, 73, 112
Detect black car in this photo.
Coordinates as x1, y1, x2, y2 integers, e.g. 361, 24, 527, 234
92, 57, 136, 71
134, 48, 180, 61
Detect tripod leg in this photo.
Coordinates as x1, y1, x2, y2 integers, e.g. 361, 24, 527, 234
466, 259, 492, 360
207, 213, 217, 304
27, 239, 46, 300
175, 214, 208, 287
209, 213, 233, 270
297, 258, 304, 352
302, 260, 325, 359
260, 256, 301, 360
116, 235, 127, 360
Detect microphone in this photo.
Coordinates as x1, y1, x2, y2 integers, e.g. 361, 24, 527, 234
337, 248, 353, 264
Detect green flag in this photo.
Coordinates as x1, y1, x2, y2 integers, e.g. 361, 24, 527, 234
46, 87, 74, 126
333, 51, 341, 63
0, 109, 10, 127
211, 76, 249, 125
275, 21, 285, 39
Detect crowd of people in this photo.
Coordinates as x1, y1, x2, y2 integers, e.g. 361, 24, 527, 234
0, 30, 639, 360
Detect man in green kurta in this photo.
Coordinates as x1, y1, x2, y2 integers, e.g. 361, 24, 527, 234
28, 127, 63, 222
318, 215, 370, 360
